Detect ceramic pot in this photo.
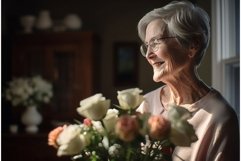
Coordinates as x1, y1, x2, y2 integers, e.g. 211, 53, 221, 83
21, 106, 42, 133
35, 10, 53, 30
20, 15, 36, 33
64, 14, 82, 30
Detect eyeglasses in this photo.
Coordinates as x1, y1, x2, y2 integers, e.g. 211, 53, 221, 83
140, 36, 176, 57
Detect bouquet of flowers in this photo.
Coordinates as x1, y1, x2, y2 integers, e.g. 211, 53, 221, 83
48, 88, 197, 161
4, 75, 53, 107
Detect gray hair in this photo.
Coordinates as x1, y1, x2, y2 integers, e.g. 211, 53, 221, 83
137, 1, 210, 66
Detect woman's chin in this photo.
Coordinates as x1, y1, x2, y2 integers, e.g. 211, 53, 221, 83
153, 72, 164, 82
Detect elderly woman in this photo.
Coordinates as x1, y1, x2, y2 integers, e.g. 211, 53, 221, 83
136, 1, 239, 161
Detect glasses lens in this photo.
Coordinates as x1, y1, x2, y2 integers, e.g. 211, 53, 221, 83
140, 44, 147, 57
151, 43, 159, 52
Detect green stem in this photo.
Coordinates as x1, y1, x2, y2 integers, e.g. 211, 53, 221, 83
128, 109, 132, 115
126, 145, 132, 161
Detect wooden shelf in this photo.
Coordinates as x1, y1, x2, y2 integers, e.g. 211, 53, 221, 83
2, 133, 70, 161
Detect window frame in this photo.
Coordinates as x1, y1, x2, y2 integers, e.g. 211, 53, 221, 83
211, 0, 240, 114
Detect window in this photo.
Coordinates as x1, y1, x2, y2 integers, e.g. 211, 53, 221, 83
211, 0, 240, 118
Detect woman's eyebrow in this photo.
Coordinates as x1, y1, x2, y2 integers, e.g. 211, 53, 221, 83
145, 35, 161, 44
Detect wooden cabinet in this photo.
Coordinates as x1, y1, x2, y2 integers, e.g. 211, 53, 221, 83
11, 32, 99, 128
2, 133, 70, 161
3, 32, 99, 161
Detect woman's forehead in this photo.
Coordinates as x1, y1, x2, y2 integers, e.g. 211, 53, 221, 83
145, 19, 167, 42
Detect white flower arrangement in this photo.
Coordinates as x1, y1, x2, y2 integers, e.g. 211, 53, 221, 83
48, 87, 198, 161
4, 76, 53, 107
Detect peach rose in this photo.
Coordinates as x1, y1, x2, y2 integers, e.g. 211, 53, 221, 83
48, 125, 67, 148
115, 115, 139, 142
148, 115, 170, 140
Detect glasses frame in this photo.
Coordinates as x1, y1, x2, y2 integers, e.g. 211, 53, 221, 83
140, 36, 176, 57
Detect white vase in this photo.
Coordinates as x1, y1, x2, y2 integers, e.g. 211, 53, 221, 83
64, 14, 82, 30
20, 15, 36, 33
35, 10, 53, 30
21, 106, 42, 133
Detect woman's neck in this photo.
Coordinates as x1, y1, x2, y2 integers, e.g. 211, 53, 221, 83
162, 68, 210, 105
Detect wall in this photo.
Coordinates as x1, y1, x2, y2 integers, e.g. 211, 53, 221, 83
2, 0, 211, 102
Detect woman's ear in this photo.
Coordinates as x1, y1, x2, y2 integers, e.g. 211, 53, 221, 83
188, 40, 200, 58
188, 46, 198, 58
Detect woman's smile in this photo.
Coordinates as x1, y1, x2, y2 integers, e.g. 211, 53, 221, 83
152, 61, 165, 68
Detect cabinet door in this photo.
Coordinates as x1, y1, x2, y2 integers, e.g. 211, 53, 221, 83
45, 43, 94, 121
11, 32, 97, 126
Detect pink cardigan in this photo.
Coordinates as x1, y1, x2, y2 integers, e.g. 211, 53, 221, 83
136, 86, 239, 161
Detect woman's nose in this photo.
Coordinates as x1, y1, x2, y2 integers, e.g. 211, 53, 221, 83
146, 48, 155, 58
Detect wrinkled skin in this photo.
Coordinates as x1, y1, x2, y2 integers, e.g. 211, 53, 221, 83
144, 19, 210, 106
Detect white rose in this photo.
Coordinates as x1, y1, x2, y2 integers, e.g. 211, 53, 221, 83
117, 88, 143, 110
102, 136, 109, 149
102, 109, 119, 133
167, 104, 198, 147
56, 125, 88, 156
167, 104, 192, 121
5, 78, 33, 106
31, 76, 52, 93
169, 120, 198, 147
92, 121, 105, 135
76, 93, 110, 121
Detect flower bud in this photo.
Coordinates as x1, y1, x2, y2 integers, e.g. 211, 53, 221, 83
117, 88, 143, 110
77, 93, 110, 121
103, 109, 119, 133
